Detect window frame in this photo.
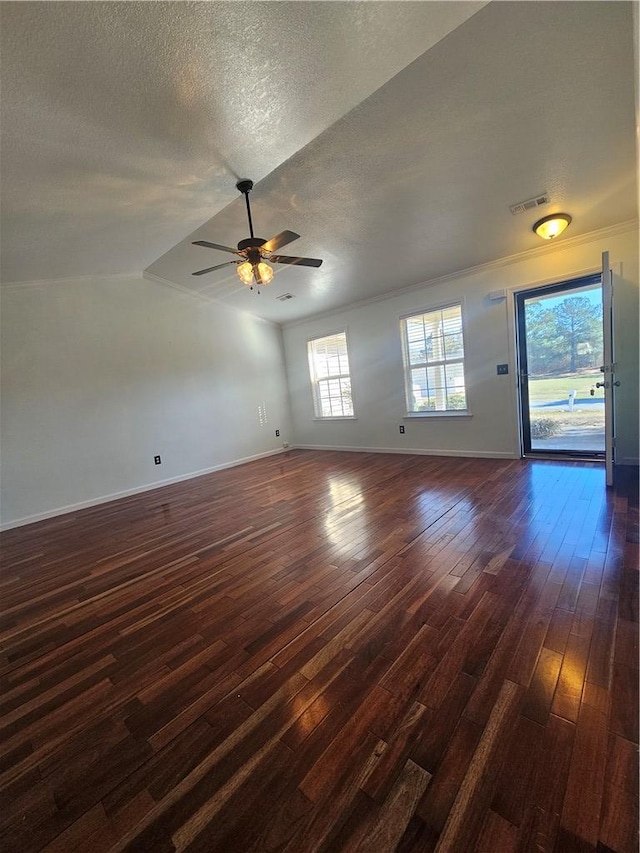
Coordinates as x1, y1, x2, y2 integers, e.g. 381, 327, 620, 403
399, 301, 470, 418
307, 329, 356, 420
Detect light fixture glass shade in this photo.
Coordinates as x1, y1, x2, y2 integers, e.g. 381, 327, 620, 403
236, 260, 274, 286
257, 262, 274, 284
533, 213, 572, 240
236, 261, 254, 285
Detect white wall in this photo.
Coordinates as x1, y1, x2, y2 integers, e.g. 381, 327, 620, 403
1, 275, 292, 528
283, 225, 639, 465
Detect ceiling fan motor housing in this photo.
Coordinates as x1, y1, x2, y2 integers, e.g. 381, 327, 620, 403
238, 237, 267, 255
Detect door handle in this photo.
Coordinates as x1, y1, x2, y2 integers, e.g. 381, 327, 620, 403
595, 381, 607, 389
613, 380, 620, 387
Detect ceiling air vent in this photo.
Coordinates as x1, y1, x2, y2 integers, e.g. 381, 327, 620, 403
509, 194, 549, 215
277, 293, 295, 301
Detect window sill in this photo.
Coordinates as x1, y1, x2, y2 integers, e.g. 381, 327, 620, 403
313, 416, 358, 422
404, 411, 472, 419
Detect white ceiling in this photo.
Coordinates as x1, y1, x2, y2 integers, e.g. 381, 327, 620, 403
1, 1, 637, 325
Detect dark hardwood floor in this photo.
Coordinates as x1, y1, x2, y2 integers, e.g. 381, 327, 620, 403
0, 450, 638, 852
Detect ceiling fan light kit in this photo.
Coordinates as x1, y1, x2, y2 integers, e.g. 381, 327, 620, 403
237, 260, 273, 285
192, 179, 323, 290
532, 212, 572, 240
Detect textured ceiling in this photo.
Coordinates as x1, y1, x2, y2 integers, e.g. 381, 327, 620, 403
0, 1, 485, 281
1, 1, 637, 325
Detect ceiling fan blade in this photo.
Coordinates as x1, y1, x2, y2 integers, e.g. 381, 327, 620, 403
192, 240, 240, 255
270, 255, 323, 268
192, 261, 238, 276
261, 230, 300, 253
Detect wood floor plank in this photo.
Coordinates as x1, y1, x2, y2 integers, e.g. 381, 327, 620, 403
355, 759, 431, 852
360, 701, 428, 804
474, 809, 518, 852
559, 702, 609, 849
414, 714, 483, 841
281, 734, 385, 852
491, 714, 544, 827
433, 678, 523, 852
514, 713, 576, 853
521, 646, 563, 725
0, 451, 636, 853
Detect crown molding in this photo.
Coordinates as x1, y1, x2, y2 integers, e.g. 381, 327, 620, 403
283, 219, 639, 328
142, 270, 280, 327
142, 269, 228, 305
0, 271, 141, 290
0, 268, 279, 328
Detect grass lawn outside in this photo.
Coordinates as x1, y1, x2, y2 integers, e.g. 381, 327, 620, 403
527, 370, 603, 403
526, 370, 605, 440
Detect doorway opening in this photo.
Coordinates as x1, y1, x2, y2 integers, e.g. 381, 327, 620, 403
516, 273, 605, 458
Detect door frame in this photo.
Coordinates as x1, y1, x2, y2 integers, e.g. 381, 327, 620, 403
601, 251, 616, 485
514, 272, 604, 459
502, 261, 620, 460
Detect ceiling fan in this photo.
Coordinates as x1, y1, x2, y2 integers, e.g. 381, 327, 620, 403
192, 179, 323, 289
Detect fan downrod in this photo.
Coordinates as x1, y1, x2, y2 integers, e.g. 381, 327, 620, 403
236, 179, 255, 238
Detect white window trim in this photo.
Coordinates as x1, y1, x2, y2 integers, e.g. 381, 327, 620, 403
403, 411, 472, 419
399, 300, 470, 417
313, 416, 357, 422
307, 329, 356, 420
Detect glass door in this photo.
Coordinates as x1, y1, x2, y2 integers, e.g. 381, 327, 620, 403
516, 273, 605, 457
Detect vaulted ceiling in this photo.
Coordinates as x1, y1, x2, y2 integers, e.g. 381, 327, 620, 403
1, 2, 637, 324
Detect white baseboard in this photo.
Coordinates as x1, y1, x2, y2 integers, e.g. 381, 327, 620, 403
0, 448, 286, 531
292, 444, 517, 459
295, 444, 639, 466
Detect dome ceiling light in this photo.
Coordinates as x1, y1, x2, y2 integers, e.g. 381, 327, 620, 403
532, 213, 572, 240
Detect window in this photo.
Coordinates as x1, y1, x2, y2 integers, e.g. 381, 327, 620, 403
401, 303, 467, 414
307, 331, 354, 418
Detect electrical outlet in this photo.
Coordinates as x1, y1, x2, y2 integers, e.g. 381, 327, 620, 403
399, 425, 405, 434
275, 429, 280, 437
497, 364, 509, 375
154, 455, 161, 465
